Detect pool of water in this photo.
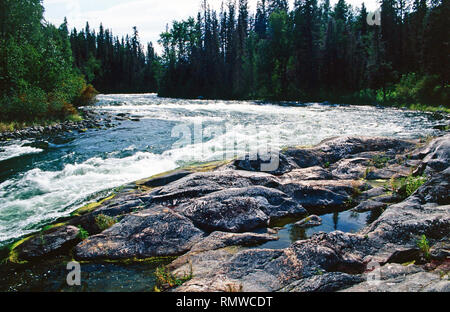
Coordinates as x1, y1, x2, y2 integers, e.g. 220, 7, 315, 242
0, 94, 447, 247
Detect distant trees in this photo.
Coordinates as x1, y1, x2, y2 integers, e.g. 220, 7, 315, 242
1, 0, 448, 122
69, 24, 159, 93
158, 0, 449, 106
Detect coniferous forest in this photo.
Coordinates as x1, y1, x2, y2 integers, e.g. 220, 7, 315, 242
0, 0, 449, 124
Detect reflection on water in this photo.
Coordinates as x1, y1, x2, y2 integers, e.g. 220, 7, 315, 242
255, 208, 384, 250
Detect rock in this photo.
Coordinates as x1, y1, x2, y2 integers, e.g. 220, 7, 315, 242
279, 180, 362, 213
178, 193, 270, 233
284, 136, 415, 168
280, 272, 364, 292
331, 158, 371, 179
15, 226, 80, 260
352, 200, 387, 213
342, 263, 449, 292
190, 232, 278, 253
360, 187, 387, 199
281, 166, 333, 181
413, 134, 450, 174
294, 215, 322, 228
176, 186, 306, 232
430, 241, 450, 260
147, 170, 278, 204
232, 152, 295, 175
140, 170, 192, 188
74, 208, 205, 260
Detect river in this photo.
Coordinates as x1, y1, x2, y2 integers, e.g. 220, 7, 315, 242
0, 94, 446, 248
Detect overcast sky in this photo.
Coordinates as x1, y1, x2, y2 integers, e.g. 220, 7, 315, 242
43, 0, 379, 53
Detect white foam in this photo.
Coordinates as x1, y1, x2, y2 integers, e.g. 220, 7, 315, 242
0, 142, 43, 162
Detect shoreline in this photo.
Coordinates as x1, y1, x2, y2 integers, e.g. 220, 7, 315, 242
1, 134, 448, 292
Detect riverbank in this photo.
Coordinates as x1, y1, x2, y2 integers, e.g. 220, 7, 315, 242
0, 108, 118, 141
1, 133, 448, 292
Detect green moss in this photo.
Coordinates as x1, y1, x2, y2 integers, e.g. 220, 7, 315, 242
371, 154, 390, 169
71, 194, 116, 216
95, 214, 117, 231
102, 256, 176, 265
6, 236, 34, 264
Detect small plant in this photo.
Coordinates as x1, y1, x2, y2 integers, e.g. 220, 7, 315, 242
371, 154, 390, 169
405, 175, 427, 196
389, 174, 427, 198
95, 214, 117, 231
154, 264, 193, 290
417, 235, 431, 261
77, 226, 89, 240
324, 161, 330, 168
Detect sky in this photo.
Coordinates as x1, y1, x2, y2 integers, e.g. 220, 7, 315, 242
43, 0, 379, 53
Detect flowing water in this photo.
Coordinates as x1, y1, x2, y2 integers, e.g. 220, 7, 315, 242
0, 94, 447, 248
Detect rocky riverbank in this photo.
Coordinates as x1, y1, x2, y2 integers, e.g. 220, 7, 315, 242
0, 108, 119, 141
1, 134, 449, 292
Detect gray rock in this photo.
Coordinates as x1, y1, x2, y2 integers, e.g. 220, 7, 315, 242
176, 186, 306, 232
15, 226, 80, 260
74, 208, 205, 260
280, 272, 364, 292
352, 200, 387, 213
294, 215, 322, 228
342, 263, 449, 292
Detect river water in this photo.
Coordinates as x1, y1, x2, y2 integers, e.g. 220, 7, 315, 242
0, 94, 446, 248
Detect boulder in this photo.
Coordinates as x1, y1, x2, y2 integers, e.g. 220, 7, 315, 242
14, 226, 80, 260
74, 208, 205, 260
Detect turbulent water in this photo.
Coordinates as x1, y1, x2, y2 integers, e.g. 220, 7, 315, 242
0, 94, 446, 247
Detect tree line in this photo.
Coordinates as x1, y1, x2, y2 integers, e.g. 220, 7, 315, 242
1, 0, 448, 124
158, 0, 448, 106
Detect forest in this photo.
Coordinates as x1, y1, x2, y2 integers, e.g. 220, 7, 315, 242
0, 0, 449, 124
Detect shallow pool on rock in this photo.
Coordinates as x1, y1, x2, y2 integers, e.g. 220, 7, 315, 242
254, 209, 383, 250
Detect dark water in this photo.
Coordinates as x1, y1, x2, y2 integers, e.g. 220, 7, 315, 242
0, 94, 447, 247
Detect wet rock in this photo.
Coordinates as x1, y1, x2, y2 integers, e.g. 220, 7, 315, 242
279, 180, 361, 213
232, 152, 296, 175
352, 200, 387, 213
74, 208, 205, 260
294, 215, 322, 228
140, 170, 192, 188
15, 226, 80, 260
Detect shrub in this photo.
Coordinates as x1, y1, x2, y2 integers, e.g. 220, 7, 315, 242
73, 83, 99, 107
